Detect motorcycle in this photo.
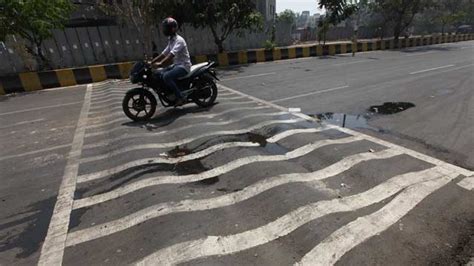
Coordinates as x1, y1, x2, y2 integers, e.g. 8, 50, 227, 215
123, 61, 219, 122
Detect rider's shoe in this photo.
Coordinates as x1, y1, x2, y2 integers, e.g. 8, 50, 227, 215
174, 98, 185, 107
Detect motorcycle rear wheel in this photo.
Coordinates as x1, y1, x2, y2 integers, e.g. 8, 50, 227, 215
192, 76, 218, 108
122, 89, 157, 122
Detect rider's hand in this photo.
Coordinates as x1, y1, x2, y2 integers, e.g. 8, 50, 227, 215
153, 62, 163, 69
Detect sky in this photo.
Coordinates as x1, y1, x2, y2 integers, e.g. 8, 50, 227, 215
276, 0, 325, 15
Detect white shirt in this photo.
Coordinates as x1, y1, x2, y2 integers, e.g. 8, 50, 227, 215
162, 34, 192, 72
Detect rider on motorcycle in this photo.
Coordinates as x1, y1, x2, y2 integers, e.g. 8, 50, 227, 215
150, 17, 192, 106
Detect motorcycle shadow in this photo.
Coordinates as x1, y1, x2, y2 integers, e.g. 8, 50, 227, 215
121, 103, 219, 131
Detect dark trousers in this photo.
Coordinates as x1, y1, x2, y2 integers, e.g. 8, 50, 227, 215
162, 65, 188, 99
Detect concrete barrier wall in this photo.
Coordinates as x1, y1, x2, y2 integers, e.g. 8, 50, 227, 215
1, 34, 472, 96
0, 22, 292, 76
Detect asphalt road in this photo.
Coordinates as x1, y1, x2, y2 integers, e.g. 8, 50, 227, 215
0, 40, 473, 265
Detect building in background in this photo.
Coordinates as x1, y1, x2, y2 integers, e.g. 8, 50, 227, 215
254, 0, 277, 21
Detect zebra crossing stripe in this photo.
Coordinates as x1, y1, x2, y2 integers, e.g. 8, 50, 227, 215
86, 110, 286, 132
87, 103, 268, 123
457, 176, 474, 190
297, 170, 458, 265
134, 167, 446, 265
85, 100, 259, 135
80, 119, 304, 163
78, 128, 328, 183
74, 136, 362, 208
66, 149, 401, 246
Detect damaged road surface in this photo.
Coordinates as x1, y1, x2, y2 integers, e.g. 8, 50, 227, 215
1, 41, 473, 265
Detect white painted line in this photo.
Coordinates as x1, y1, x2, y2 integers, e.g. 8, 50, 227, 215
271, 85, 350, 104
409, 64, 454, 75
134, 167, 446, 265
81, 118, 302, 161
457, 176, 474, 190
37, 84, 92, 266
87, 99, 255, 116
332, 60, 372, 66
78, 127, 327, 183
90, 96, 122, 105
288, 108, 302, 113
86, 98, 255, 130
221, 72, 277, 81
266, 128, 334, 143
215, 95, 246, 100
67, 149, 400, 246
74, 136, 361, 208
0, 118, 45, 129
85, 101, 265, 139
0, 144, 71, 162
82, 112, 288, 160
87, 109, 284, 132
87, 105, 269, 128
79, 142, 260, 183
220, 84, 473, 177
0, 101, 82, 116
403, 51, 436, 57
298, 170, 457, 265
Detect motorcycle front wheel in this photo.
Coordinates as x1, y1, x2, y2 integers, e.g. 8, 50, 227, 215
122, 89, 157, 122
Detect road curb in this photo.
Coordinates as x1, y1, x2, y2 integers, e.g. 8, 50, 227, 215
0, 34, 472, 95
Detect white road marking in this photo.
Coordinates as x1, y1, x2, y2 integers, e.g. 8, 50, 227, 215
271, 86, 350, 103
79, 142, 259, 183
0, 144, 71, 162
86, 99, 256, 119
74, 136, 361, 208
221, 72, 277, 81
86, 105, 269, 132
37, 84, 92, 266
0, 118, 45, 129
0, 101, 82, 116
86, 98, 256, 130
409, 64, 455, 75
332, 60, 373, 66
298, 170, 458, 265
457, 176, 474, 190
215, 95, 246, 100
67, 149, 400, 246
220, 84, 473, 177
81, 112, 289, 162
78, 127, 327, 183
84, 118, 300, 156
403, 51, 436, 57
134, 167, 445, 265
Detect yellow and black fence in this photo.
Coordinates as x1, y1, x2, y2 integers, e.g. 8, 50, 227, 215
1, 34, 472, 95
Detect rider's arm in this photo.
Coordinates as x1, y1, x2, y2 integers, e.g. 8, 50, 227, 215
151, 54, 166, 64
155, 53, 174, 68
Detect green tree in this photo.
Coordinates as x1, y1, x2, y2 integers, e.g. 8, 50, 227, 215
183, 0, 264, 53
318, 0, 358, 25
97, 0, 182, 56
317, 16, 331, 45
277, 9, 297, 25
0, 0, 74, 70
370, 0, 430, 41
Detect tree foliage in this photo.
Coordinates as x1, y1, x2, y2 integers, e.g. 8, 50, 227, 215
181, 0, 264, 53
96, 0, 177, 56
277, 9, 297, 24
370, 0, 429, 40
0, 0, 74, 69
318, 0, 358, 25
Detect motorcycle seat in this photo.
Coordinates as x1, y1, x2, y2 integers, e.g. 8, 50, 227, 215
178, 62, 210, 80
